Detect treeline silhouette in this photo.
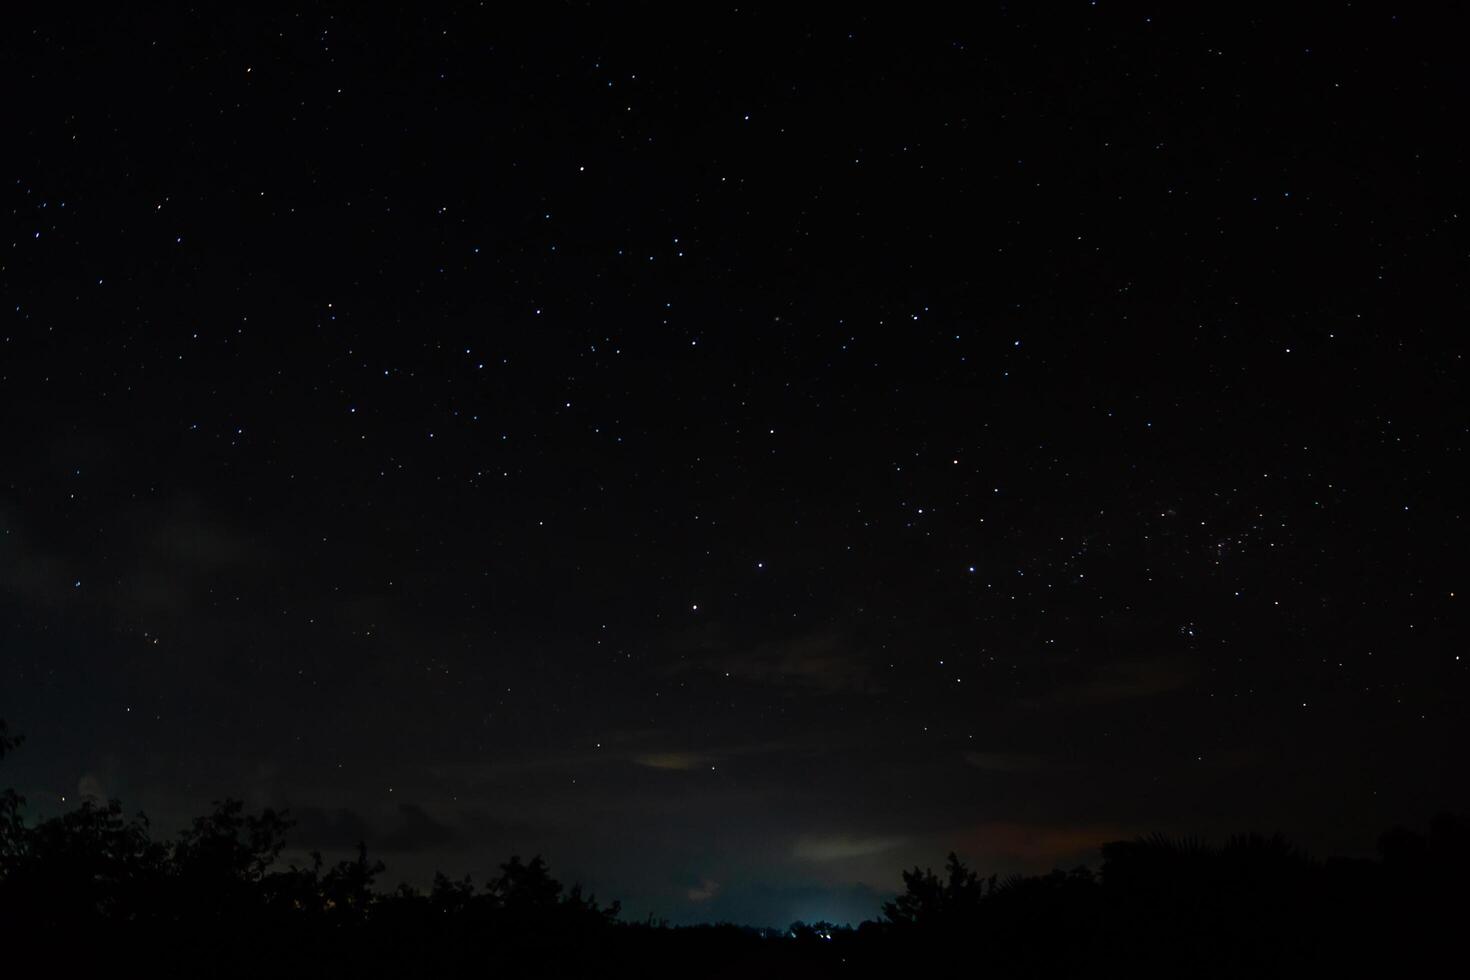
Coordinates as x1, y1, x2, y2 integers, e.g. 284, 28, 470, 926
1, 720, 1464, 977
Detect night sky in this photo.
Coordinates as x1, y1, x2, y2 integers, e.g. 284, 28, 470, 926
2, 5, 1464, 927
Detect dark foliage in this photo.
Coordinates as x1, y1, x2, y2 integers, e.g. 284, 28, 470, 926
1, 722, 1464, 977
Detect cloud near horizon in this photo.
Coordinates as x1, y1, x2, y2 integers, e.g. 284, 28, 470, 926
1026, 656, 1202, 708
669, 626, 881, 694
686, 877, 720, 902
963, 751, 1047, 773
633, 752, 711, 771
793, 834, 909, 861
953, 821, 1126, 866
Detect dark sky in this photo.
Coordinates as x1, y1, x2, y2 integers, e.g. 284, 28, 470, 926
1, 5, 1464, 927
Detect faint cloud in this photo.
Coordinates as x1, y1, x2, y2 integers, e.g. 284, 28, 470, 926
458, 807, 540, 840
963, 751, 1046, 773
634, 752, 709, 771
147, 506, 263, 573
289, 803, 479, 854
0, 495, 269, 616
687, 877, 721, 902
76, 772, 108, 803
1031, 656, 1201, 707
0, 507, 68, 603
674, 627, 881, 694
793, 834, 908, 861
955, 821, 1125, 865
379, 803, 458, 853
289, 806, 372, 849
121, 502, 269, 613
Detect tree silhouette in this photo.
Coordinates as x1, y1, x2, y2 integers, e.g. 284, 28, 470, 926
490, 854, 563, 910
0, 719, 19, 760
430, 870, 477, 915
0, 720, 23, 870
171, 798, 295, 922
881, 852, 982, 927
1, 718, 1465, 978
320, 842, 385, 919
10, 798, 166, 924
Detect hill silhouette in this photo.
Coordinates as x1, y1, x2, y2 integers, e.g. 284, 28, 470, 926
2, 721, 1464, 977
